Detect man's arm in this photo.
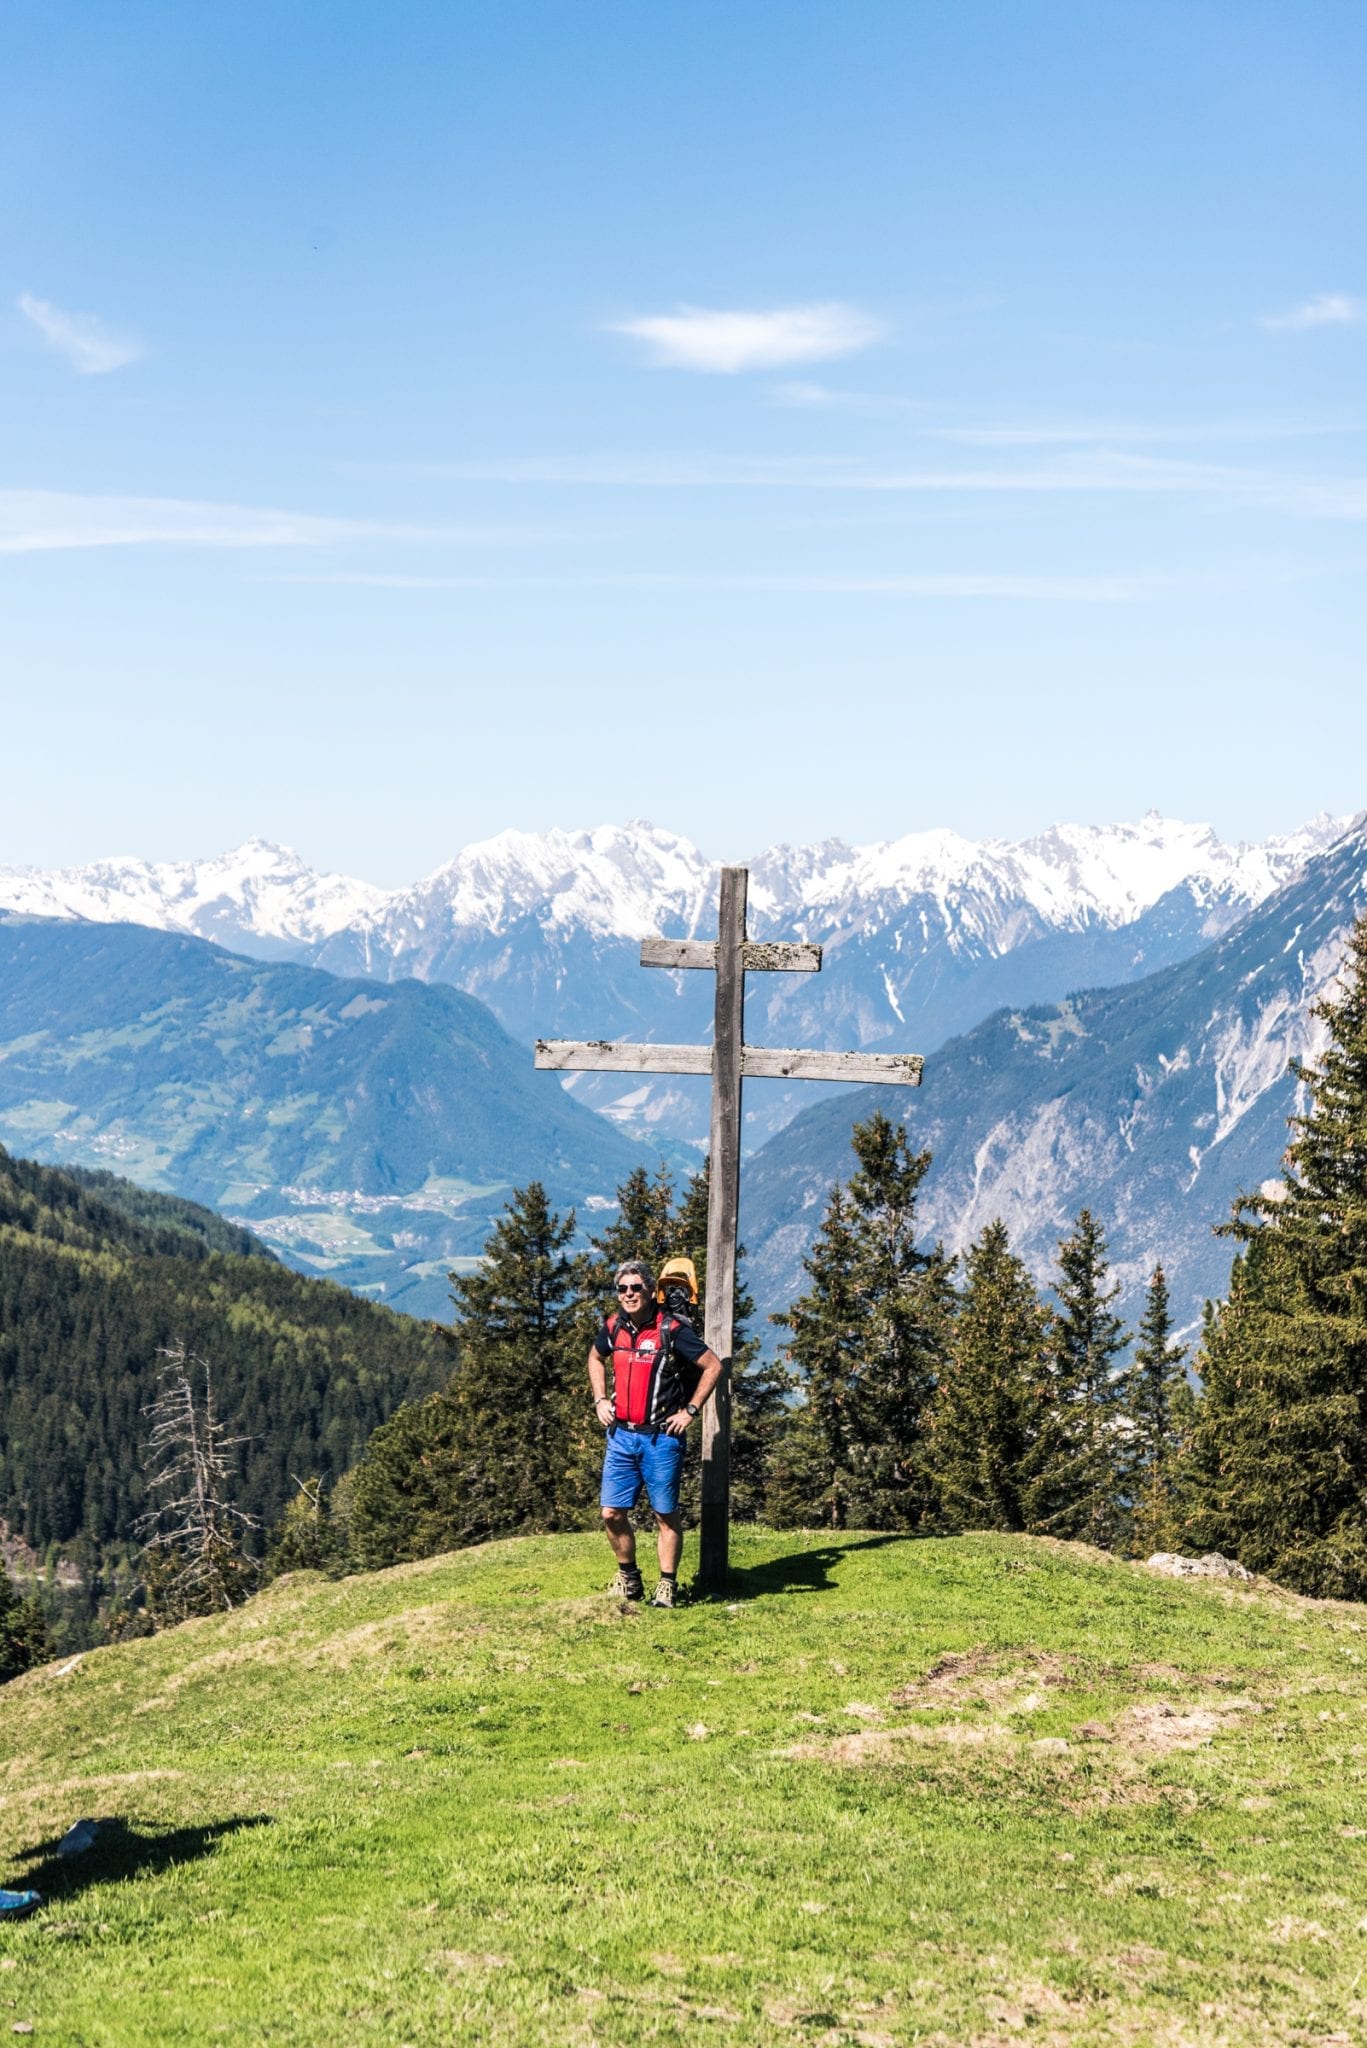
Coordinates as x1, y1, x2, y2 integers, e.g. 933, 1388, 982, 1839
663, 1346, 724, 1436
587, 1340, 614, 1429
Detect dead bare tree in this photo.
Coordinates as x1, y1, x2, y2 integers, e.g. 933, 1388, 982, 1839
138, 1345, 260, 1619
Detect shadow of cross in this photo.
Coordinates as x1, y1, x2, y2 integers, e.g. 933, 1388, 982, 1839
535, 865, 925, 1588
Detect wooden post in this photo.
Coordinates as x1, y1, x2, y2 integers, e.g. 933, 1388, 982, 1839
699, 866, 746, 1588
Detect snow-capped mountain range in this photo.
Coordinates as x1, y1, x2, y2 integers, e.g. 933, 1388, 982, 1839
1, 812, 1354, 1149
740, 818, 1367, 1338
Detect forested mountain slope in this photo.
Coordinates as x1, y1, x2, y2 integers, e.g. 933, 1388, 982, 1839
0, 916, 657, 1318
0, 1146, 449, 1555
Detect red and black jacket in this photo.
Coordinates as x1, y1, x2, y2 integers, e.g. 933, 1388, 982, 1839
595, 1309, 708, 1426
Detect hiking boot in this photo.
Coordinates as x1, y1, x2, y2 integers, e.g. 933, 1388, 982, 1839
649, 1578, 677, 1609
610, 1567, 644, 1602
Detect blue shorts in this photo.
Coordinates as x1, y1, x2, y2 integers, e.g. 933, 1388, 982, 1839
600, 1427, 685, 1514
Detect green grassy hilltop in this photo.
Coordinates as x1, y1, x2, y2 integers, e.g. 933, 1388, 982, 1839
3, 1531, 1367, 2046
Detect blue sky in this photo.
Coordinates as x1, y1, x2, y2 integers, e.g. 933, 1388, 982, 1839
3, 0, 1365, 881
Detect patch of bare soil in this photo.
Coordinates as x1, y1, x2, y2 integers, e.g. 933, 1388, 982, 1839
1117, 1697, 1258, 1754
888, 1647, 1073, 1710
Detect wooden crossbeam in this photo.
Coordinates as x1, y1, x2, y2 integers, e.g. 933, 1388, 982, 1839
535, 1039, 923, 1085
640, 937, 822, 973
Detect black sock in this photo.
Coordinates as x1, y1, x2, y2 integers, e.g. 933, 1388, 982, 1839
660, 1570, 676, 1583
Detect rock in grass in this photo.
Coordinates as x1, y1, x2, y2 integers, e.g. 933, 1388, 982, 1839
1146, 1552, 1252, 1581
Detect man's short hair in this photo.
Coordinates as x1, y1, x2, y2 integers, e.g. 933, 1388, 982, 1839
615, 1259, 654, 1295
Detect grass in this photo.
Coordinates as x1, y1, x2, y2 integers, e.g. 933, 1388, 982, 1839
3, 1529, 1367, 2046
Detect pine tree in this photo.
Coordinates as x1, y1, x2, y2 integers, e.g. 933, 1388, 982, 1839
265, 1476, 341, 1577
928, 1220, 1056, 1533
769, 1185, 863, 1528
769, 1113, 953, 1531
1125, 1265, 1189, 1555
0, 1570, 52, 1684
345, 1387, 463, 1569
842, 1112, 955, 1528
444, 1182, 579, 1543
1180, 914, 1367, 1596
1043, 1209, 1128, 1545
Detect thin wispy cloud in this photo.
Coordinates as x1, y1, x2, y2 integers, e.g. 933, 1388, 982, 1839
770, 380, 921, 413
383, 448, 1367, 517
17, 293, 143, 375
274, 569, 1140, 601
0, 490, 537, 554
767, 395, 1356, 444
609, 302, 884, 374
1261, 293, 1366, 333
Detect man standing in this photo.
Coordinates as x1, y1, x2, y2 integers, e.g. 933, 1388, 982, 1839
588, 1260, 723, 1607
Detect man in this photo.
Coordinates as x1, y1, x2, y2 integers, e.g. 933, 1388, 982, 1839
588, 1259, 723, 1607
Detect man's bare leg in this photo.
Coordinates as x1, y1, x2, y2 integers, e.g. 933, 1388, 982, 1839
602, 1506, 637, 1568
655, 1511, 683, 1576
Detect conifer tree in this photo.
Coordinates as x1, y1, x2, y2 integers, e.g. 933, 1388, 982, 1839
345, 1387, 462, 1570
348, 1181, 579, 1564
1180, 915, 1367, 1596
928, 1220, 1056, 1533
1044, 1208, 1128, 1545
768, 1185, 863, 1528
265, 1476, 340, 1577
769, 1113, 952, 1530
1125, 1265, 1189, 1555
0, 1570, 51, 1684
445, 1181, 578, 1542
842, 1112, 955, 1528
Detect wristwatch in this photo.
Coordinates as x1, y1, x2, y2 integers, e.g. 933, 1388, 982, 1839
686, 1402, 700, 1418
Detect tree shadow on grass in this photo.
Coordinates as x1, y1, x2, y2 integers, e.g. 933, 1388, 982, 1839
709, 1531, 912, 1601
12, 1815, 272, 1904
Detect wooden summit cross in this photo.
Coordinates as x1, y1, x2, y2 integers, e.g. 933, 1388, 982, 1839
535, 865, 924, 1585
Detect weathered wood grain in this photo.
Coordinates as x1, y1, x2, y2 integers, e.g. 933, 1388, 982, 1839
639, 937, 822, 973
700, 865, 746, 1588
741, 1047, 923, 1085
534, 1039, 713, 1075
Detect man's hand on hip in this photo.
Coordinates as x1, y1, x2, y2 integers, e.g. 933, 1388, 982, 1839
663, 1409, 693, 1437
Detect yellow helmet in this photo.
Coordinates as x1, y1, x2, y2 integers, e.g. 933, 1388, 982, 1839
656, 1255, 699, 1305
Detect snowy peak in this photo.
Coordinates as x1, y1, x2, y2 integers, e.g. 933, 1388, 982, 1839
0, 811, 1355, 960
387, 822, 717, 939
0, 838, 391, 947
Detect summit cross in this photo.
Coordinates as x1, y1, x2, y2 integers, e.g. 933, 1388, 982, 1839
535, 864, 924, 1586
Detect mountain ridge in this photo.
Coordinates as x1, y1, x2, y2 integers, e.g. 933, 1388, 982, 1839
0, 916, 660, 1319
3, 812, 1351, 1152
738, 820, 1367, 1338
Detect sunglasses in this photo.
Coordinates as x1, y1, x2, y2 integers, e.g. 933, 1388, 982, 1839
616, 1282, 645, 1295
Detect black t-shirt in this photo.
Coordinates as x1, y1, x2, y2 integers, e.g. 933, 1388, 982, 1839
594, 1309, 709, 1425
